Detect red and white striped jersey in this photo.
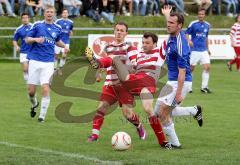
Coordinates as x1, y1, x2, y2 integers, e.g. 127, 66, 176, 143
136, 41, 166, 81
104, 42, 138, 86
230, 23, 240, 47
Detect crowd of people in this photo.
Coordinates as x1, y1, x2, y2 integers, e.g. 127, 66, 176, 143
1, 0, 240, 22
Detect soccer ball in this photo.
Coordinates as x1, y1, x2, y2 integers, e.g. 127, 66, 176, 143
111, 132, 131, 151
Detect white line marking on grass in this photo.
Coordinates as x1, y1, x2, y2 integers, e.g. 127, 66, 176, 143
0, 141, 123, 165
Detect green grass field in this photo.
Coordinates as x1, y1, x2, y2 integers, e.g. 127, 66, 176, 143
0, 61, 240, 165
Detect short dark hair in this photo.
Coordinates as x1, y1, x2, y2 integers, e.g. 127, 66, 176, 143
143, 32, 158, 44
21, 13, 29, 18
198, 8, 206, 13
170, 12, 184, 26
235, 15, 240, 22
62, 8, 68, 13
114, 22, 128, 32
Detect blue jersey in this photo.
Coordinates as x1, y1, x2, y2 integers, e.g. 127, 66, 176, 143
27, 21, 62, 62
165, 31, 192, 82
55, 18, 73, 44
186, 20, 210, 52
13, 23, 32, 53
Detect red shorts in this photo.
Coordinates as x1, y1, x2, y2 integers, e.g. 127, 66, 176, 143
122, 73, 156, 96
234, 47, 240, 56
100, 84, 134, 106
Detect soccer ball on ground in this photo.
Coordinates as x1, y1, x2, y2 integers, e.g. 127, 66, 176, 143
111, 132, 131, 151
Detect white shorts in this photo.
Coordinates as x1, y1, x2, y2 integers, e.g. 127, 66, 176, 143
27, 60, 54, 85
20, 53, 29, 63
156, 81, 192, 107
190, 51, 210, 66
54, 44, 69, 55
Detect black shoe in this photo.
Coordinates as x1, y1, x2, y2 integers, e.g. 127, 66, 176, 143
194, 105, 203, 127
189, 90, 193, 93
161, 142, 172, 149
201, 88, 212, 94
85, 47, 99, 69
30, 102, 39, 118
38, 118, 44, 123
227, 63, 232, 71
171, 144, 182, 149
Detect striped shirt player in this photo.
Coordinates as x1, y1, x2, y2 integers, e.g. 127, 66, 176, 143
228, 19, 240, 71
13, 23, 32, 63
98, 42, 138, 106
122, 45, 165, 95
185, 8, 211, 93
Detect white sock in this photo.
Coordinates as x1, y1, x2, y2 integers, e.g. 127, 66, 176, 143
59, 58, 66, 68
23, 72, 28, 82
202, 70, 209, 89
172, 106, 197, 117
39, 96, 50, 120
29, 95, 37, 107
163, 122, 181, 147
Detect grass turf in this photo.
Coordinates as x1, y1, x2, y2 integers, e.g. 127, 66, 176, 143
0, 61, 240, 164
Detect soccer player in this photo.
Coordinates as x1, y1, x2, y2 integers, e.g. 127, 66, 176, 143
228, 15, 240, 72
85, 22, 147, 143
25, 5, 69, 122
86, 30, 171, 148
154, 11, 203, 148
54, 9, 73, 74
185, 8, 212, 93
13, 13, 32, 82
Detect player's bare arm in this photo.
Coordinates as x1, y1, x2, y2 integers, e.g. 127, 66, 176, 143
25, 37, 44, 44
12, 41, 20, 52
56, 40, 70, 53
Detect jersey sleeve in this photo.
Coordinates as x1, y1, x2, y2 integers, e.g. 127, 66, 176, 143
26, 23, 38, 38
185, 23, 193, 35
159, 39, 167, 60
177, 35, 190, 69
13, 30, 19, 41
127, 46, 138, 65
70, 22, 73, 31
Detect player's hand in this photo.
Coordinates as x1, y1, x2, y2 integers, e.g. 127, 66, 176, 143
188, 41, 194, 47
64, 46, 70, 53
175, 93, 183, 105
208, 50, 211, 56
161, 5, 172, 18
35, 37, 44, 43
15, 46, 20, 52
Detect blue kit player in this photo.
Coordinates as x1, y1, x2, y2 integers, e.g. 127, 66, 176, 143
13, 13, 32, 82
25, 5, 69, 122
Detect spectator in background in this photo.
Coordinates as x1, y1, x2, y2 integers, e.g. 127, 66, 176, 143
36, 0, 55, 16
99, 0, 114, 23
222, 0, 239, 17
82, 0, 101, 22
160, 0, 187, 16
148, 0, 160, 16
228, 15, 240, 72
193, 0, 212, 11
8, 0, 15, 13
211, 0, 220, 15
63, 0, 82, 18
19, 0, 36, 17
108, 0, 120, 15
120, 0, 133, 16
132, 0, 147, 16
0, 0, 16, 17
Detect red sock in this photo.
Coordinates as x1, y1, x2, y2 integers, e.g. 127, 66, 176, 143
92, 110, 105, 137
127, 112, 140, 127
230, 58, 237, 65
148, 115, 167, 145
98, 57, 113, 68
236, 57, 240, 70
